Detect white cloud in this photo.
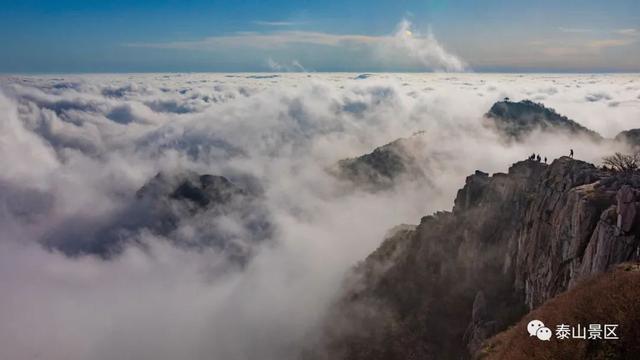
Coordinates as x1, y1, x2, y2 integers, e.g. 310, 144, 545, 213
615, 28, 639, 36
126, 19, 468, 72
0, 72, 638, 359
267, 58, 307, 72
387, 19, 468, 72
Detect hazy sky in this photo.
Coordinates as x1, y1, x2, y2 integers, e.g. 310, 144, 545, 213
1, 0, 639, 73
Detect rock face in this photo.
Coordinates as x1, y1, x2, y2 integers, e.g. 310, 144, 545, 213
310, 157, 640, 359
332, 132, 428, 191
45, 171, 271, 261
484, 100, 602, 141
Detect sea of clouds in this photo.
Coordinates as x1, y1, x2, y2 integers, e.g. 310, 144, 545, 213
0, 72, 639, 360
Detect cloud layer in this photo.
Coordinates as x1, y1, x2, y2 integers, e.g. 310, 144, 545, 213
0, 72, 639, 359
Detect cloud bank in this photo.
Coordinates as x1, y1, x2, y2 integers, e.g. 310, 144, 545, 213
0, 72, 639, 359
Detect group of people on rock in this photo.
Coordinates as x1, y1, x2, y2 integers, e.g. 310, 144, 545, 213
528, 153, 548, 163
527, 149, 574, 164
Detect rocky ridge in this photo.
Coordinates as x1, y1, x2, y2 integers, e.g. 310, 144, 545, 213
309, 156, 640, 359
334, 100, 636, 193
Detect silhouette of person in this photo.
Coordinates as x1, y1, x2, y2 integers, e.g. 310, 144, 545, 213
544, 157, 547, 163
536, 154, 541, 162
570, 149, 574, 158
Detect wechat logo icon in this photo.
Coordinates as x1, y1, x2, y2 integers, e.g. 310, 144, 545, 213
527, 320, 552, 341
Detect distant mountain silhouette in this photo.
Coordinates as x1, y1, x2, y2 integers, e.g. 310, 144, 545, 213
485, 99, 602, 141
615, 128, 640, 149
45, 171, 271, 261
331, 132, 428, 191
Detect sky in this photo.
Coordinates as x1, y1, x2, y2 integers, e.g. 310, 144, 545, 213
1, 0, 639, 73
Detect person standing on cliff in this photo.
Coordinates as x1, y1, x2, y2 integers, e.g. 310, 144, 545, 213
570, 149, 574, 158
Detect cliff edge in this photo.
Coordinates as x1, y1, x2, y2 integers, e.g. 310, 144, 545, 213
308, 156, 640, 359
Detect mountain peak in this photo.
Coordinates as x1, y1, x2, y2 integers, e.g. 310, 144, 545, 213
485, 100, 603, 141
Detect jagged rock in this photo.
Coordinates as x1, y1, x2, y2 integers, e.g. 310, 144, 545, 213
484, 100, 602, 141
616, 185, 639, 233
574, 206, 638, 281
310, 156, 640, 360
571, 185, 640, 285
453, 170, 490, 212
331, 132, 429, 191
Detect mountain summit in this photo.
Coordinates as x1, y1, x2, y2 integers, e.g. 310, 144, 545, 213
485, 100, 602, 141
